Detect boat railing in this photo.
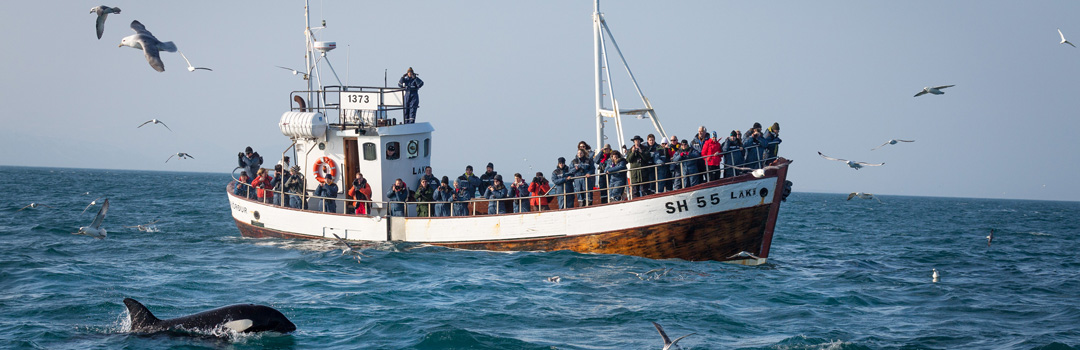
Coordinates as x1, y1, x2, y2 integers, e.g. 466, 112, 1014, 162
228, 143, 779, 217
289, 86, 408, 129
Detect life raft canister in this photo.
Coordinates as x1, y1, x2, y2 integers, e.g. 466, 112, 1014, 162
313, 156, 337, 183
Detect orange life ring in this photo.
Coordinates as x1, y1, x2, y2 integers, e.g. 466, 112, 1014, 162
312, 157, 337, 183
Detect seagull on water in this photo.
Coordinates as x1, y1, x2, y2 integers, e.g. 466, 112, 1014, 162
137, 119, 171, 131
17, 203, 54, 212
871, 139, 914, 151
818, 152, 884, 170
74, 198, 109, 239
914, 85, 955, 97
179, 52, 212, 72
90, 5, 121, 40
932, 268, 940, 282
166, 152, 194, 163
119, 20, 177, 72
1058, 28, 1075, 47
81, 196, 106, 215
276, 66, 309, 80
987, 229, 994, 247
547, 276, 561, 283
652, 322, 695, 350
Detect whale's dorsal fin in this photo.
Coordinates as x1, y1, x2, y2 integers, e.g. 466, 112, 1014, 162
123, 298, 162, 331
224, 319, 254, 332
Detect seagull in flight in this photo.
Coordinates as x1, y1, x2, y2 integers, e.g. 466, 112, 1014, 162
74, 198, 109, 239
81, 196, 106, 215
332, 233, 369, 260
17, 203, 54, 212
652, 322, 695, 350
847, 192, 883, 203
914, 85, 955, 97
1058, 28, 1075, 47
818, 152, 884, 170
137, 119, 171, 131
179, 52, 212, 72
90, 5, 121, 40
871, 139, 914, 151
166, 152, 194, 163
987, 229, 994, 247
119, 20, 177, 72
276, 66, 309, 80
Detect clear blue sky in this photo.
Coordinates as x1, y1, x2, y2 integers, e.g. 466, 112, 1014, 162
2, 1, 1078, 201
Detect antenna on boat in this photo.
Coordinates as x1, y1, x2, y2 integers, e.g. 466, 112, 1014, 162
593, 0, 667, 151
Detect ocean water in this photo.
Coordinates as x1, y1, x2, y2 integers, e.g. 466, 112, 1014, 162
1, 165, 1078, 350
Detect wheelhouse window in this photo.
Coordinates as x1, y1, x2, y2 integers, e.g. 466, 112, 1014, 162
386, 141, 400, 160
424, 138, 431, 157
363, 142, 377, 161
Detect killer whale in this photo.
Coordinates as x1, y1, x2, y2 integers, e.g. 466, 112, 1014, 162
123, 298, 296, 334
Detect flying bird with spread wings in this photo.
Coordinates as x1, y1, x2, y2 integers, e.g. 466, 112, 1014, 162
871, 139, 914, 151
119, 20, 177, 72
180, 52, 212, 72
166, 152, 194, 163
90, 5, 121, 40
818, 152, 884, 170
137, 119, 171, 131
914, 85, 955, 97
1059, 29, 1076, 48
74, 198, 109, 239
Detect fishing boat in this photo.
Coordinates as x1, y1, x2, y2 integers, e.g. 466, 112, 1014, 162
226, 1, 793, 265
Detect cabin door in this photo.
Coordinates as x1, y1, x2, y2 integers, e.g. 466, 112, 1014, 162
344, 138, 359, 211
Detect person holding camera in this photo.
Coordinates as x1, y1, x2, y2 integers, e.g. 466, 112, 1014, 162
386, 178, 409, 217
452, 178, 473, 216
284, 166, 305, 209
484, 174, 509, 215
743, 127, 765, 169
415, 176, 435, 217
432, 176, 454, 217
551, 157, 574, 209
528, 172, 551, 211
509, 173, 530, 213
348, 172, 372, 215
672, 140, 701, 188
626, 135, 648, 198
398, 67, 424, 124
605, 151, 628, 201
238, 146, 263, 179
571, 148, 595, 206
721, 130, 744, 177
314, 176, 339, 213
762, 122, 782, 163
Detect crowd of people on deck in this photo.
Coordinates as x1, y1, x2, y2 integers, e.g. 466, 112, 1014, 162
232, 122, 782, 217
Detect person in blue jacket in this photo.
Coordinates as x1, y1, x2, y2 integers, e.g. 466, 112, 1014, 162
386, 178, 410, 217
237, 146, 263, 181
418, 166, 439, 190
605, 152, 628, 201
314, 176, 339, 213
551, 157, 575, 209
743, 128, 765, 169
432, 176, 454, 217
593, 144, 613, 204
452, 178, 473, 216
672, 140, 701, 188
721, 130, 744, 177
509, 173, 530, 213
652, 143, 671, 193
762, 122, 782, 163
571, 149, 595, 206
398, 67, 424, 124
484, 175, 509, 214
459, 165, 483, 198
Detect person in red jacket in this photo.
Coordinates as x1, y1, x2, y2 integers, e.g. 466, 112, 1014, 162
528, 171, 551, 211
701, 131, 723, 182
253, 168, 274, 203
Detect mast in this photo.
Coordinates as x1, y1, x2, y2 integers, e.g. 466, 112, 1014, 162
592, 0, 667, 150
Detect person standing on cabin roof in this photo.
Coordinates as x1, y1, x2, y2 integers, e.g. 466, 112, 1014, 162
432, 176, 453, 217
314, 176, 339, 213
238, 146, 263, 180
386, 178, 410, 217
762, 122, 782, 164
528, 171, 551, 211
571, 148, 595, 206
398, 67, 424, 124
479, 163, 498, 195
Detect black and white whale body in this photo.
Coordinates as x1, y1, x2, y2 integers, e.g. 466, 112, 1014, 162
123, 298, 296, 334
